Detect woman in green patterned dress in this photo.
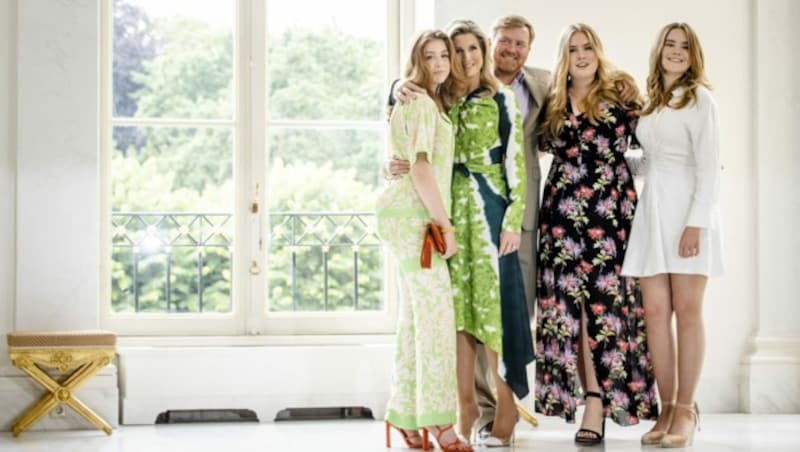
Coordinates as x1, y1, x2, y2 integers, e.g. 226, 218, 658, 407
445, 20, 533, 446
376, 30, 472, 452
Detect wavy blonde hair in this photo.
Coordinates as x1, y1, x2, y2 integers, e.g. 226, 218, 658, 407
641, 23, 710, 115
405, 30, 467, 111
444, 19, 499, 98
540, 23, 624, 140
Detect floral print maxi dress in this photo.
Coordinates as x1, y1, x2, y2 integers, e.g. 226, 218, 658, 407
450, 86, 533, 399
377, 94, 458, 429
534, 101, 658, 426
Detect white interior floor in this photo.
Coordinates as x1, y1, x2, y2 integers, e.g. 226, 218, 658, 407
1, 414, 798, 452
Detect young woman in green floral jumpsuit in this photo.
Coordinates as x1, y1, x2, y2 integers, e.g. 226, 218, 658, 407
446, 20, 533, 446
376, 30, 472, 452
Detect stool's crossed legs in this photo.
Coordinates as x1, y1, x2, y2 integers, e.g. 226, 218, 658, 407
11, 353, 113, 436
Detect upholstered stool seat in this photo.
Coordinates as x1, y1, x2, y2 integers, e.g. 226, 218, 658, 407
7, 330, 117, 436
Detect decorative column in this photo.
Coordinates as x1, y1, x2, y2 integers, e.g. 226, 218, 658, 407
740, 0, 800, 414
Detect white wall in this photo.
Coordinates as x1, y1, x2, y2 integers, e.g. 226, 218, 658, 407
433, 0, 769, 413
14, 0, 100, 330
754, 0, 800, 337
1, 0, 15, 357
0, 0, 117, 432
742, 0, 800, 413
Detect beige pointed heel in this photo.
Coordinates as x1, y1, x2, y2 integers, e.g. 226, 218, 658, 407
641, 400, 675, 445
660, 402, 699, 448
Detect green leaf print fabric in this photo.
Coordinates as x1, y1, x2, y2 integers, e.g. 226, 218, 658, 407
449, 86, 533, 398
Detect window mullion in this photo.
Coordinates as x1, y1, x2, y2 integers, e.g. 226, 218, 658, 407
245, 0, 268, 335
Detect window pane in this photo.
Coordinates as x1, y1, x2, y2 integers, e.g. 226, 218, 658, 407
267, 213, 381, 312
268, 127, 384, 192
266, 127, 384, 313
112, 0, 235, 120
111, 126, 234, 313
266, 0, 386, 120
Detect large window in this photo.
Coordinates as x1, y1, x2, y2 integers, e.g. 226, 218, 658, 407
102, 0, 402, 335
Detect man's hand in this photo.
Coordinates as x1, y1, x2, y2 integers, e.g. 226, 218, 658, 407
394, 80, 425, 104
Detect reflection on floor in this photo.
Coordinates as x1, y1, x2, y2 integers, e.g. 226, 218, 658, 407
1, 413, 798, 452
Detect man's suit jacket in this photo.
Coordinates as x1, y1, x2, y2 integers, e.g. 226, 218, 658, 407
517, 66, 550, 320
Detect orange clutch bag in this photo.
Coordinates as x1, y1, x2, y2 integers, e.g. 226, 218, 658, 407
420, 223, 446, 269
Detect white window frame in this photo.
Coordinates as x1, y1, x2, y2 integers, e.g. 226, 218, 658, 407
100, 0, 412, 336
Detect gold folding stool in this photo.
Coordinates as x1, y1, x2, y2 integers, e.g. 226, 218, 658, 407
7, 330, 116, 437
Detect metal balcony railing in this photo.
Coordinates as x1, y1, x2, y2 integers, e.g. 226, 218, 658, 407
111, 211, 382, 313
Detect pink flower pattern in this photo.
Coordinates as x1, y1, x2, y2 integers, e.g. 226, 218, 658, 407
535, 102, 657, 426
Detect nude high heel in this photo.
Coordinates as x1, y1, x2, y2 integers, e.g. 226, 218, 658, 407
660, 402, 700, 448
641, 400, 675, 445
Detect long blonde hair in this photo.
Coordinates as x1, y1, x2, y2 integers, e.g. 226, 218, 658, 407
405, 30, 467, 111
642, 23, 710, 115
444, 19, 499, 98
540, 23, 624, 139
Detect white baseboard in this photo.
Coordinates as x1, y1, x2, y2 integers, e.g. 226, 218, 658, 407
118, 344, 394, 424
740, 336, 800, 413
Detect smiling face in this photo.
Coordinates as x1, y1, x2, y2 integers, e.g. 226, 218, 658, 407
492, 26, 531, 78
453, 32, 484, 83
661, 27, 691, 78
567, 31, 598, 83
422, 38, 451, 88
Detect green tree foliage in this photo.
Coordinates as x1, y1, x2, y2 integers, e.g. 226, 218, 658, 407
268, 27, 385, 186
111, 6, 384, 314
112, 0, 157, 152
267, 159, 381, 312
268, 27, 383, 120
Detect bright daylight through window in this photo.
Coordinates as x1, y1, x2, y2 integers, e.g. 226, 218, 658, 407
108, 0, 389, 329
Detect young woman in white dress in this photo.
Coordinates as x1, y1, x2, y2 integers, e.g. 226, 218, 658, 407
621, 22, 723, 448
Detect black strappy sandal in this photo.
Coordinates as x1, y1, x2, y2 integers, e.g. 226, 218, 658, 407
574, 391, 606, 445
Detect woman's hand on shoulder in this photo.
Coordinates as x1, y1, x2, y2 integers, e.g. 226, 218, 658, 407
395, 79, 425, 104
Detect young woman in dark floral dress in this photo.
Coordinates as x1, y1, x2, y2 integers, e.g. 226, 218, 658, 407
534, 23, 657, 445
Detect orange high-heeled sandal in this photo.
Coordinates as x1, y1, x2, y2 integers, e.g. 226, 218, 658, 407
430, 424, 474, 452
385, 421, 431, 449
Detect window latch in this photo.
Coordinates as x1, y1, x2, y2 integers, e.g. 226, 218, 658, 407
250, 183, 259, 213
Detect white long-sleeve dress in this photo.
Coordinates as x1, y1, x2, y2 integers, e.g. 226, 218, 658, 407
622, 86, 724, 277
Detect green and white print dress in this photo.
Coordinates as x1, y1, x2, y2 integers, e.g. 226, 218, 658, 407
376, 94, 457, 429
449, 86, 534, 399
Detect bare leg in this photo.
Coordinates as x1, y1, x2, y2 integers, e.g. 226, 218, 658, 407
640, 274, 678, 434
456, 331, 479, 439
668, 274, 707, 436
576, 302, 603, 439
484, 349, 517, 441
